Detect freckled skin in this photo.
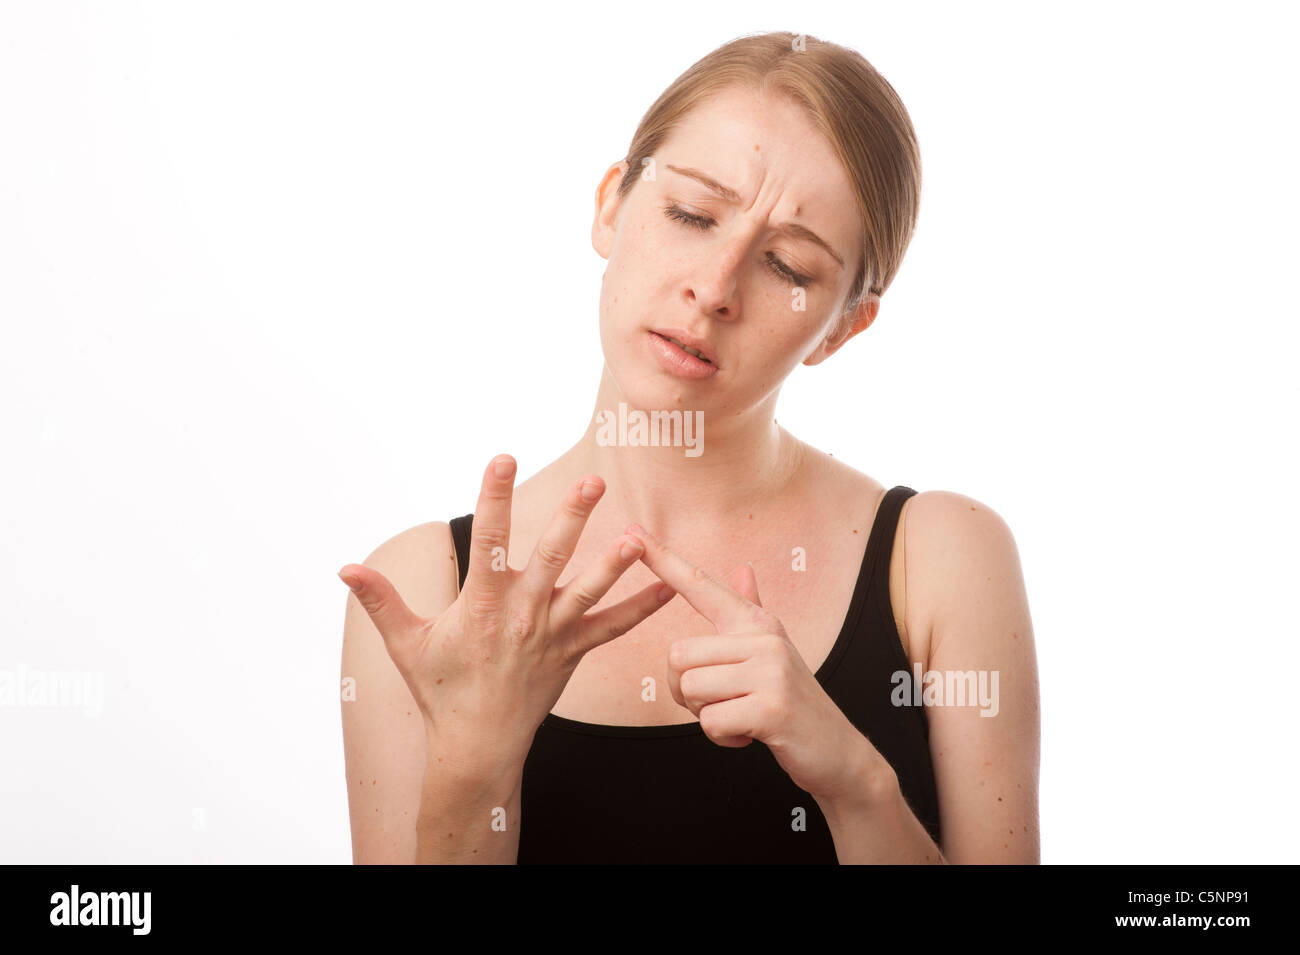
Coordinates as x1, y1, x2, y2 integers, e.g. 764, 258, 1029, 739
592, 87, 874, 429
362, 83, 1007, 864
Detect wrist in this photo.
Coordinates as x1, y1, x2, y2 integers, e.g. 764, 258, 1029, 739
424, 719, 530, 786
815, 728, 898, 824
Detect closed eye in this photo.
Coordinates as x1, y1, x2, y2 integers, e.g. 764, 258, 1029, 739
662, 203, 814, 288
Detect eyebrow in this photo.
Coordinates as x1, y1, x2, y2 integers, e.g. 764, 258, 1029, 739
664, 163, 845, 269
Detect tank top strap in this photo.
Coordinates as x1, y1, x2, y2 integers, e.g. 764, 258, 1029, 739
448, 513, 474, 592
863, 485, 919, 662
864, 486, 917, 568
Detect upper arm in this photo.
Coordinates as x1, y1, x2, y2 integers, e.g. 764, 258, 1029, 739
340, 520, 459, 864
905, 490, 1041, 864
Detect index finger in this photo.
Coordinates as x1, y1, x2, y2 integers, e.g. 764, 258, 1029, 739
624, 523, 761, 633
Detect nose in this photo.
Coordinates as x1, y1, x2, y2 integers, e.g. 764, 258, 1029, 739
684, 237, 747, 322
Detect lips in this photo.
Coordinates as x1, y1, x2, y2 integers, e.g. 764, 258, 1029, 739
649, 328, 718, 366
664, 336, 709, 362
646, 330, 719, 380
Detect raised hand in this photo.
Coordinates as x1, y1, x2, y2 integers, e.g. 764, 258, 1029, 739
338, 455, 676, 772
625, 522, 874, 804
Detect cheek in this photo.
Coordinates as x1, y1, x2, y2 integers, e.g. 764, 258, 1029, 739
742, 313, 835, 379
752, 286, 831, 345
602, 227, 668, 312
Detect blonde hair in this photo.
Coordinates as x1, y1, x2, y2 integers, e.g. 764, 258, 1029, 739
616, 31, 921, 314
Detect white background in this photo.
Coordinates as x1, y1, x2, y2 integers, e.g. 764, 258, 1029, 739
2, 1, 1296, 863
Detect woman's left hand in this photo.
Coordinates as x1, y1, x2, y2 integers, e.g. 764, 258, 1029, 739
624, 522, 880, 804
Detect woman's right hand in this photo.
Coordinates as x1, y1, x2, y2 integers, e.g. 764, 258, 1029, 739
337, 454, 674, 773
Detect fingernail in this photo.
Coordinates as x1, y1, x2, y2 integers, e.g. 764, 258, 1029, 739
620, 539, 642, 560
581, 480, 602, 502
657, 585, 674, 602
494, 458, 515, 480
338, 571, 362, 593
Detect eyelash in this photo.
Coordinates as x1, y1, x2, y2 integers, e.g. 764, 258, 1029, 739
662, 203, 815, 288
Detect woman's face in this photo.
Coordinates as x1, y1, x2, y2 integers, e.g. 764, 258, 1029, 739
592, 84, 878, 419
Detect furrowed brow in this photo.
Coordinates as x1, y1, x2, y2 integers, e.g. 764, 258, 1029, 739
664, 163, 844, 269
665, 163, 742, 203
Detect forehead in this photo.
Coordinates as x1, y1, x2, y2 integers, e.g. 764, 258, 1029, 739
658, 86, 858, 218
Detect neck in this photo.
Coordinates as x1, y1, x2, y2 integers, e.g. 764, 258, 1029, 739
554, 365, 807, 545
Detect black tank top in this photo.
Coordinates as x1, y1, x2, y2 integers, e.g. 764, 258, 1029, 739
447, 485, 941, 863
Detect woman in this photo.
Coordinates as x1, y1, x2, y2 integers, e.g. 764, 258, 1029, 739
338, 31, 1040, 864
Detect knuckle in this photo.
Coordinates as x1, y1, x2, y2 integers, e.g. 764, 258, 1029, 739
359, 592, 388, 617
465, 598, 500, 628
699, 704, 722, 736
474, 526, 509, 555
566, 581, 602, 613
600, 615, 633, 641
563, 494, 593, 519
506, 608, 534, 641
534, 538, 569, 570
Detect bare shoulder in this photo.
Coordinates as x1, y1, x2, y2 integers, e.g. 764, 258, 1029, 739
340, 518, 458, 865
903, 489, 1021, 572
898, 489, 1041, 863
365, 520, 459, 610
900, 490, 1027, 661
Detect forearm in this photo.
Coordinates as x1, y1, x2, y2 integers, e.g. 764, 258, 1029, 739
815, 735, 946, 865
414, 733, 525, 864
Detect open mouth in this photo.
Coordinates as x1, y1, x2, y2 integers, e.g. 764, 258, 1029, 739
647, 331, 719, 379
660, 335, 712, 363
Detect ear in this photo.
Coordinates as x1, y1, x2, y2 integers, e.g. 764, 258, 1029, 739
803, 293, 880, 366
591, 160, 631, 260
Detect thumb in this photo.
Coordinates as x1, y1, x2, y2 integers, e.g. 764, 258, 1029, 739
728, 561, 762, 607
338, 564, 426, 653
